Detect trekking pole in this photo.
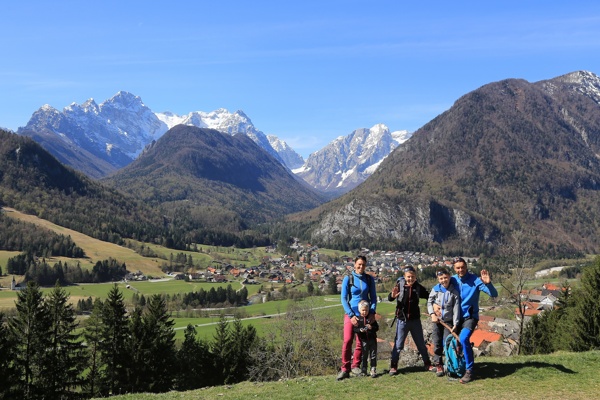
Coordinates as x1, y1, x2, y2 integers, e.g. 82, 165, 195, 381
423, 313, 460, 341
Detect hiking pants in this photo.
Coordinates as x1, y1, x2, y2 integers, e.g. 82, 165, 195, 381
341, 314, 363, 372
431, 321, 451, 365
458, 317, 478, 371
390, 318, 430, 368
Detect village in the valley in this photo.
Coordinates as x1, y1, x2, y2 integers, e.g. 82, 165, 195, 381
114, 238, 565, 362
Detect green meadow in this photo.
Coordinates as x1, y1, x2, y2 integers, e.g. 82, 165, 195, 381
96, 350, 600, 400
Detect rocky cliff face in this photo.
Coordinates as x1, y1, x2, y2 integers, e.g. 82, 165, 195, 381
311, 198, 497, 246
306, 71, 600, 255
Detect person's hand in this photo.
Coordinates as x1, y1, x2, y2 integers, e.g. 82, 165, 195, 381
433, 303, 442, 317
480, 269, 491, 284
430, 314, 439, 323
391, 285, 399, 299
351, 316, 359, 326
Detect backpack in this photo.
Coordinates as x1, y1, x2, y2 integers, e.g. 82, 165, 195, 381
444, 334, 466, 379
346, 272, 374, 301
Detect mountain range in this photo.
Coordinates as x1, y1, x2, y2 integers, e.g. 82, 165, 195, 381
302, 70, 600, 255
7, 70, 600, 255
17, 93, 408, 195
103, 124, 325, 233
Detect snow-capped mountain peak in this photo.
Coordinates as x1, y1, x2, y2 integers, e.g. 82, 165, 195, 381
295, 124, 412, 196
17, 91, 408, 191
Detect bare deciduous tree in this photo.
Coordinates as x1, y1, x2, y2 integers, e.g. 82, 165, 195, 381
500, 230, 535, 355
248, 300, 339, 381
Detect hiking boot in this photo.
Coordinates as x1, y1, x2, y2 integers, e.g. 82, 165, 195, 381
436, 364, 444, 377
336, 370, 350, 381
460, 369, 473, 384
351, 367, 362, 376
425, 361, 434, 372
388, 367, 397, 376
370, 367, 377, 378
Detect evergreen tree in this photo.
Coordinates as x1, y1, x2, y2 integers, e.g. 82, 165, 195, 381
0, 312, 18, 399
211, 316, 230, 385
82, 299, 104, 398
125, 307, 146, 393
328, 276, 338, 295
224, 318, 257, 384
98, 284, 130, 396
570, 258, 600, 351
7, 281, 52, 399
142, 294, 177, 393
175, 324, 212, 390
42, 282, 86, 399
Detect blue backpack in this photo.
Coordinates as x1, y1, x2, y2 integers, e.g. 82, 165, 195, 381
444, 334, 466, 379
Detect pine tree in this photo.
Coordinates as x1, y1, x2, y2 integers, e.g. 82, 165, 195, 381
570, 258, 600, 351
98, 284, 130, 396
211, 316, 230, 385
175, 324, 212, 390
7, 281, 52, 399
143, 294, 177, 392
225, 318, 257, 384
125, 307, 146, 393
82, 299, 104, 398
0, 312, 18, 399
42, 282, 86, 399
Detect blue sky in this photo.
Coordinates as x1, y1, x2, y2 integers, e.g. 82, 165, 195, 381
3, 1, 600, 158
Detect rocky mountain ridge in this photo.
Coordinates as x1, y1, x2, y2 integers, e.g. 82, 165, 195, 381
294, 124, 411, 196
17, 93, 409, 195
303, 70, 600, 256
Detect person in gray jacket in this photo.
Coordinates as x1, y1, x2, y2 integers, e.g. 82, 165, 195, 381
427, 268, 461, 377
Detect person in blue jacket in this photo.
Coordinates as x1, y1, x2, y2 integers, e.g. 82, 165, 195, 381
451, 257, 498, 384
337, 255, 377, 380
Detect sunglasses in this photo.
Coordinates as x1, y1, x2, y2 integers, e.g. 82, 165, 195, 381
436, 270, 448, 276
403, 266, 416, 273
452, 257, 466, 265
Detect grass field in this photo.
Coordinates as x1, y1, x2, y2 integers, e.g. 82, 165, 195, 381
94, 350, 600, 400
0, 208, 280, 278
0, 278, 267, 310
1, 207, 167, 276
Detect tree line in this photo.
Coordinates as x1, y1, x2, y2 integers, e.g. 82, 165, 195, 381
0, 283, 260, 399
6, 254, 127, 285
0, 213, 85, 258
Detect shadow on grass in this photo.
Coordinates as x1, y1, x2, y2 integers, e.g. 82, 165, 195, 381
397, 360, 575, 379
475, 360, 576, 379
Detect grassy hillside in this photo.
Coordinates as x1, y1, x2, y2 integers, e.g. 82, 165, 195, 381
1, 207, 166, 275
96, 351, 600, 400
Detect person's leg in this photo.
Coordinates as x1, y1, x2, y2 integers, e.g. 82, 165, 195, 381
360, 339, 369, 374
459, 318, 478, 372
351, 333, 363, 370
431, 323, 443, 365
390, 320, 408, 369
409, 320, 431, 366
369, 338, 377, 368
341, 315, 354, 372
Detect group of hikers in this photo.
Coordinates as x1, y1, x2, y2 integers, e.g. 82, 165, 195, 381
338, 255, 498, 384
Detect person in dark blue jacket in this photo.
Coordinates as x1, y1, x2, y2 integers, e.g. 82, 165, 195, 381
451, 257, 498, 384
337, 255, 377, 380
